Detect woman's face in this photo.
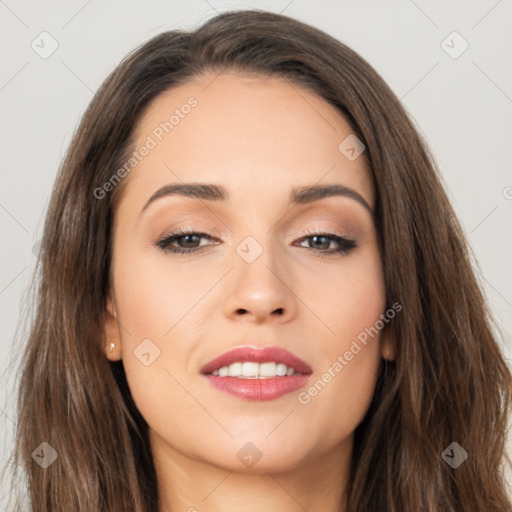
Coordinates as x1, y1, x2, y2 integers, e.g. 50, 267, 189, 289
105, 72, 394, 473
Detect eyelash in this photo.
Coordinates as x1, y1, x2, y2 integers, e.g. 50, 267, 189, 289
154, 227, 357, 258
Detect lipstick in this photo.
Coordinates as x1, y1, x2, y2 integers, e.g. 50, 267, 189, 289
200, 346, 313, 401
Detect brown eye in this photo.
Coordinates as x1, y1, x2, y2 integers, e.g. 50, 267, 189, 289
295, 233, 357, 257
155, 231, 218, 254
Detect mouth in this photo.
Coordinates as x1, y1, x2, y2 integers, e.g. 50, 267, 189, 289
200, 346, 313, 401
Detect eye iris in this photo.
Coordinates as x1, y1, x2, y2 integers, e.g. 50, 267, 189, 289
310, 235, 330, 250
180, 234, 201, 247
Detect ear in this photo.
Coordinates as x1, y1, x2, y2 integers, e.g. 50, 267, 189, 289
103, 294, 123, 361
380, 324, 396, 362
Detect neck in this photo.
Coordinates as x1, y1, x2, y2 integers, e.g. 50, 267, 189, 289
150, 430, 352, 512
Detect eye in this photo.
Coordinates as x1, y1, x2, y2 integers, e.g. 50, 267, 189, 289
294, 229, 357, 257
154, 229, 219, 255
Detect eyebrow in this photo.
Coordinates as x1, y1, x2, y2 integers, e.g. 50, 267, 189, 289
140, 182, 373, 216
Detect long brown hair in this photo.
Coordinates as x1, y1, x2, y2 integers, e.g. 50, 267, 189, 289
5, 9, 511, 511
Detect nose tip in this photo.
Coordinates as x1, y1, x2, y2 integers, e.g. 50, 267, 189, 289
224, 252, 297, 324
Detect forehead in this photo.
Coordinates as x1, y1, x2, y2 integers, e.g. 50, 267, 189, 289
119, 71, 373, 213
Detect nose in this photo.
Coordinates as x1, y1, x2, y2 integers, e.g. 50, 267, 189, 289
223, 241, 298, 324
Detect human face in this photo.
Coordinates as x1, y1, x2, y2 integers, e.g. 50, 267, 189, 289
104, 71, 394, 473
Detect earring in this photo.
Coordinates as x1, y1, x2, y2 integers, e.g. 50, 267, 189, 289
109, 342, 115, 353
113, 306, 118, 321
384, 350, 394, 363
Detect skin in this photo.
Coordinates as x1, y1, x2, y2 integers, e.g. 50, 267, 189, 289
104, 72, 395, 512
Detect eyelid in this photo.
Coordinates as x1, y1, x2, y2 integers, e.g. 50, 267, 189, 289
158, 224, 219, 238
284, 224, 353, 244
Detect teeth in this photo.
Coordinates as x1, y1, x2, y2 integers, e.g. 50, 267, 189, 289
228, 362, 242, 377
211, 361, 298, 378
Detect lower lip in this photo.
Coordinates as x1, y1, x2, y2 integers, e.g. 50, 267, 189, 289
203, 374, 311, 401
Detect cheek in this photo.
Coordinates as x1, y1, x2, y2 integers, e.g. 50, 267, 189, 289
291, 248, 385, 445
112, 242, 220, 343
294, 246, 386, 344
112, 247, 208, 455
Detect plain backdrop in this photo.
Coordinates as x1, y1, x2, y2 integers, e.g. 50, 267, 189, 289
1, 0, 511, 503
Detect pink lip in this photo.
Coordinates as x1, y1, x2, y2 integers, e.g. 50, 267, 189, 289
203, 374, 311, 401
200, 346, 313, 375
200, 346, 313, 401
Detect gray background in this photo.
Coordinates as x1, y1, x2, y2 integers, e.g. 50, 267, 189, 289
1, 0, 511, 502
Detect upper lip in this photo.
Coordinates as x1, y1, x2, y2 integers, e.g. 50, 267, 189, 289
200, 346, 313, 375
